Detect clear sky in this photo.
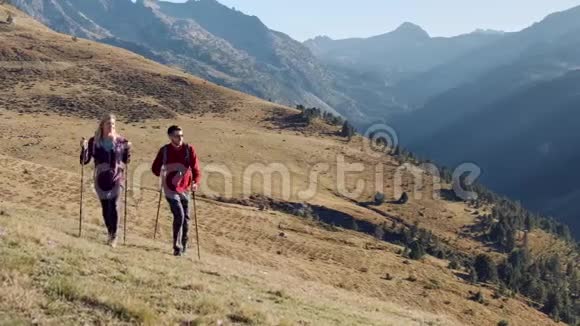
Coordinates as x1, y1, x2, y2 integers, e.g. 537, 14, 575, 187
164, 0, 580, 41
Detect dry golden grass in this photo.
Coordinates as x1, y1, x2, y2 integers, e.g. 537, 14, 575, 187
0, 198, 462, 325
0, 3, 568, 326
0, 110, 564, 326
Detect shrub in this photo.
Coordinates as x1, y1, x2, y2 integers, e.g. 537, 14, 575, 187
424, 279, 441, 290
382, 273, 393, 281
448, 260, 460, 270
373, 225, 385, 241
397, 192, 409, 204
468, 266, 478, 284
45, 276, 83, 302
373, 192, 385, 205
228, 304, 267, 325
474, 254, 498, 283
470, 291, 485, 304
349, 219, 359, 231
409, 241, 425, 260
341, 121, 356, 140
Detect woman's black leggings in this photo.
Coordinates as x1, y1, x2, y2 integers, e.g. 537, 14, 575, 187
100, 197, 119, 237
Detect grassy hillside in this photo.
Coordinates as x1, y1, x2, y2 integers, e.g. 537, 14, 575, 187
0, 4, 574, 325
10, 0, 350, 119
0, 111, 564, 326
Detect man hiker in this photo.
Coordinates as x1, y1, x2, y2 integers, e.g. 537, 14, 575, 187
80, 113, 131, 248
152, 125, 201, 256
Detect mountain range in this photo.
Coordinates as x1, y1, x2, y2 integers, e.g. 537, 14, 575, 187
11, 0, 352, 117
306, 4, 580, 234
389, 5, 580, 235
9, 0, 511, 123
1, 2, 579, 324
10, 0, 580, 235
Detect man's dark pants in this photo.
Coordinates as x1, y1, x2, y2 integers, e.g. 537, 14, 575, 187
166, 193, 190, 251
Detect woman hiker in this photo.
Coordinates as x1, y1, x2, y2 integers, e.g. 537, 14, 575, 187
80, 113, 131, 248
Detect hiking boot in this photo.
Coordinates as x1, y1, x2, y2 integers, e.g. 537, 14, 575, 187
181, 243, 188, 255
173, 247, 183, 257
109, 235, 118, 248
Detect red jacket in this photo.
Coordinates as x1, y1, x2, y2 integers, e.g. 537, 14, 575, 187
152, 143, 201, 194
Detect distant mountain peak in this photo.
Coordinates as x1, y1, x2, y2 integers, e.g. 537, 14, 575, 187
306, 35, 333, 43
472, 28, 505, 35
182, 0, 225, 7
137, 0, 159, 9
391, 22, 430, 38
396, 22, 428, 32
396, 22, 423, 31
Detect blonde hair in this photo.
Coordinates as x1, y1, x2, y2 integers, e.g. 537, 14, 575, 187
94, 113, 118, 145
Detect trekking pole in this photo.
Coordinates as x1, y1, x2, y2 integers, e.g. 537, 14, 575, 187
79, 158, 85, 238
123, 163, 129, 245
192, 191, 201, 260
79, 140, 86, 238
153, 178, 163, 240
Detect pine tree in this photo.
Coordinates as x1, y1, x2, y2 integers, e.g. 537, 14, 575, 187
393, 145, 401, 156
448, 259, 460, 270
373, 225, 385, 241
401, 227, 412, 245
409, 241, 425, 260
524, 279, 546, 303
410, 221, 419, 239
544, 289, 562, 321
489, 222, 507, 244
556, 224, 571, 242
566, 262, 575, 277
505, 229, 516, 253
468, 265, 479, 284
474, 254, 498, 283
471, 291, 485, 303
508, 249, 530, 273
545, 255, 562, 279
523, 230, 530, 251
524, 215, 534, 231
527, 263, 541, 280
341, 121, 355, 140
350, 219, 359, 232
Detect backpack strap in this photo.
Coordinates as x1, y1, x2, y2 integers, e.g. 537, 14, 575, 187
184, 143, 190, 168
162, 144, 169, 169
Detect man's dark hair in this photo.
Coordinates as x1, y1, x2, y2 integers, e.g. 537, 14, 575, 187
167, 125, 182, 135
